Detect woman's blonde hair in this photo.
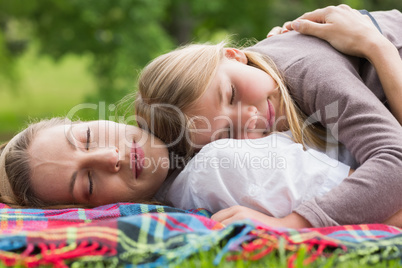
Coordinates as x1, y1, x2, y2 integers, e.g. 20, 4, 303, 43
0, 118, 69, 208
1, 118, 166, 209
135, 42, 325, 158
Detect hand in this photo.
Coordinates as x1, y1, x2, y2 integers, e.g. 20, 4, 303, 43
211, 205, 273, 225
384, 209, 402, 228
211, 205, 312, 229
290, 5, 402, 126
266, 21, 292, 37
284, 4, 387, 58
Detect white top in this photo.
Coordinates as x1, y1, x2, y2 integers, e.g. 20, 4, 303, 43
159, 132, 351, 218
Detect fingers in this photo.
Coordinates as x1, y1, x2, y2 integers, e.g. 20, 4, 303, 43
211, 207, 233, 222
289, 4, 353, 37
267, 26, 282, 37
298, 8, 327, 23
290, 18, 327, 38
298, 4, 352, 22
269, 4, 363, 39
211, 209, 234, 226
282, 21, 292, 32
267, 21, 293, 37
211, 205, 248, 226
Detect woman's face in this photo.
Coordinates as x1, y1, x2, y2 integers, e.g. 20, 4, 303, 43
189, 48, 287, 149
28, 120, 169, 207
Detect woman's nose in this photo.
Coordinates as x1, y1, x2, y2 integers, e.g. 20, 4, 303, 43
85, 147, 121, 173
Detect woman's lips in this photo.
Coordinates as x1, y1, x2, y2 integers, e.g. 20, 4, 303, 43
131, 141, 144, 178
267, 99, 275, 130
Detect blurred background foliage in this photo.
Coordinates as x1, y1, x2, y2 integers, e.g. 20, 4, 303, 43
0, 0, 401, 141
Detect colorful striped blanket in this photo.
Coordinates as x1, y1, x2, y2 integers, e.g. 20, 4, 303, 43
0, 202, 401, 267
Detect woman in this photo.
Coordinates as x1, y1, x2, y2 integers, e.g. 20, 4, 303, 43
0, 116, 349, 214
135, 5, 402, 228
2, 118, 402, 228
0, 118, 170, 208
0, 116, 350, 209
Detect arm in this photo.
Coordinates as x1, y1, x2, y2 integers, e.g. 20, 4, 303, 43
212, 206, 312, 228
384, 209, 402, 228
213, 204, 402, 228
285, 5, 402, 124
367, 39, 402, 124
212, 168, 355, 228
249, 9, 402, 227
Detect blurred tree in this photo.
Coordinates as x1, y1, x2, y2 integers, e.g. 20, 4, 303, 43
0, 0, 174, 104
161, 0, 402, 47
0, 0, 401, 105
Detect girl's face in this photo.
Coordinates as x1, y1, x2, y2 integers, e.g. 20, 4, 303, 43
28, 120, 169, 207
190, 48, 287, 148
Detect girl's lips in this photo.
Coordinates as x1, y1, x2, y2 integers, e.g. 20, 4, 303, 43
131, 141, 144, 179
267, 99, 275, 130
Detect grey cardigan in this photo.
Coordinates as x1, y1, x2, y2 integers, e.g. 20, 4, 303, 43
248, 10, 402, 227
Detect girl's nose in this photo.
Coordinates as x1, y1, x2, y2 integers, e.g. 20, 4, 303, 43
231, 105, 258, 139
86, 147, 121, 173
241, 106, 258, 129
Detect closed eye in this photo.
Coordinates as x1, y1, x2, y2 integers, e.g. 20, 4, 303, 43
86, 126, 91, 150
227, 128, 232, 138
230, 85, 236, 105
88, 170, 93, 196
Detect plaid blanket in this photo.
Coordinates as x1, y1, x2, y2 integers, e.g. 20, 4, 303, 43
0, 202, 401, 267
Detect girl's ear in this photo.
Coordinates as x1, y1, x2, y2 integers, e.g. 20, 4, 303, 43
224, 48, 248, 64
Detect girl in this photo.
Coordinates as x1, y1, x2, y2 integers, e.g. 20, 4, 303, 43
135, 5, 402, 228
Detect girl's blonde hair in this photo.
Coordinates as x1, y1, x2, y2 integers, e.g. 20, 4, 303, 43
135, 42, 325, 158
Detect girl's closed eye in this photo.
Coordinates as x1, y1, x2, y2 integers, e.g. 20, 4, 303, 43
227, 127, 232, 139
88, 170, 93, 196
230, 85, 236, 104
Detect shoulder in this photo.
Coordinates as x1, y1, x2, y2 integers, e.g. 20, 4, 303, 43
248, 32, 363, 111
248, 32, 355, 70
371, 9, 402, 25
371, 10, 402, 45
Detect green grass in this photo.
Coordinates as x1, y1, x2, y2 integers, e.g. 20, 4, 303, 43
1, 246, 400, 268
0, 45, 96, 143
177, 246, 401, 268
